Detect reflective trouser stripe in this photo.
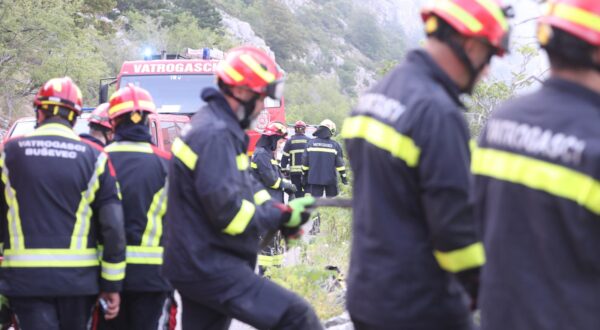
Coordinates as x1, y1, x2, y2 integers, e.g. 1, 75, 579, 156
434, 242, 485, 273
71, 153, 107, 249
101, 260, 126, 281
254, 190, 271, 206
0, 154, 24, 250
126, 246, 164, 265
2, 248, 99, 267
342, 115, 421, 167
172, 138, 198, 170
141, 187, 167, 247
257, 254, 284, 266
222, 200, 255, 235
472, 147, 600, 215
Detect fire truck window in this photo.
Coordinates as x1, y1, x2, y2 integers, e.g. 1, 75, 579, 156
264, 97, 281, 108
161, 121, 180, 150
150, 121, 158, 145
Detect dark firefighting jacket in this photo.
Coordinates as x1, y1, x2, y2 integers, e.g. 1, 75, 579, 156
342, 50, 483, 328
302, 133, 346, 186
0, 122, 125, 296
473, 78, 600, 330
281, 134, 309, 174
105, 139, 171, 292
251, 146, 284, 202
162, 88, 283, 287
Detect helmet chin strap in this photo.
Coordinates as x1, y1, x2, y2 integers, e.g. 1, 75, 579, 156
220, 81, 261, 129
446, 38, 493, 94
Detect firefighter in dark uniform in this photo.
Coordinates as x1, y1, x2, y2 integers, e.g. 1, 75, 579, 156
251, 121, 296, 274
302, 119, 347, 197
98, 85, 173, 329
473, 1, 600, 329
80, 103, 113, 147
162, 46, 322, 329
281, 120, 310, 197
342, 1, 511, 329
0, 77, 125, 329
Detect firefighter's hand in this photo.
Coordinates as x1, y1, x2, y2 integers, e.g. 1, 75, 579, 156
99, 292, 120, 320
282, 179, 297, 194
282, 196, 315, 228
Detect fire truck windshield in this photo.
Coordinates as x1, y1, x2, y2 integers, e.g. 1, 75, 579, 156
120, 74, 216, 113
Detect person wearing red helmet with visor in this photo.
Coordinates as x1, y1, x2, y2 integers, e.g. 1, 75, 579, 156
0, 77, 125, 328
80, 103, 113, 147
472, 1, 600, 329
98, 84, 175, 330
342, 1, 512, 329
281, 120, 310, 197
163, 46, 321, 329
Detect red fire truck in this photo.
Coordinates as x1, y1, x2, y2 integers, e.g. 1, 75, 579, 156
99, 48, 286, 153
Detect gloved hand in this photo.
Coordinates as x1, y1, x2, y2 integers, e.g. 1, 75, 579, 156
455, 267, 480, 311
281, 196, 315, 228
341, 174, 348, 185
281, 179, 297, 194
281, 168, 290, 178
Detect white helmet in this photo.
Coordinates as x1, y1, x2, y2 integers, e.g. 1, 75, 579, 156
319, 119, 336, 135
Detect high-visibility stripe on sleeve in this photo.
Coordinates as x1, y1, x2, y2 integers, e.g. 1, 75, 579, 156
71, 153, 107, 250
105, 142, 153, 153
2, 248, 99, 267
236, 154, 250, 170
270, 177, 282, 189
251, 162, 258, 169
302, 165, 310, 171
434, 242, 485, 273
126, 246, 163, 265
254, 190, 271, 206
1, 154, 24, 250
171, 138, 198, 170
307, 147, 337, 154
270, 159, 279, 165
342, 116, 421, 167
141, 187, 167, 247
472, 147, 600, 215
551, 3, 600, 34
336, 166, 346, 172
101, 260, 126, 281
436, 0, 483, 32
222, 200, 255, 235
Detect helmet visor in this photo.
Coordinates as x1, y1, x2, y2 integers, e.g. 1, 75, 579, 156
266, 80, 285, 100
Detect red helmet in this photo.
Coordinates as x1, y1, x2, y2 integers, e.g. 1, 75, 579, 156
263, 122, 287, 137
34, 77, 83, 114
421, 0, 511, 55
108, 84, 157, 121
216, 46, 284, 100
538, 0, 600, 47
294, 120, 307, 128
89, 103, 112, 130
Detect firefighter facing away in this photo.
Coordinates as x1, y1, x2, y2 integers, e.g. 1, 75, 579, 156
0, 77, 126, 329
162, 46, 322, 329
302, 119, 347, 197
281, 120, 310, 197
98, 84, 174, 329
80, 103, 114, 147
473, 1, 600, 329
251, 121, 296, 274
342, 1, 511, 329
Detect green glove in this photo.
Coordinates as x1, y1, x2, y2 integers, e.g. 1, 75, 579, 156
284, 196, 316, 228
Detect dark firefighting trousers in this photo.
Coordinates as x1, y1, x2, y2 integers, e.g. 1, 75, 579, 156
172, 265, 322, 330
306, 184, 338, 197
290, 173, 305, 198
96, 291, 173, 330
10, 295, 96, 330
258, 232, 284, 276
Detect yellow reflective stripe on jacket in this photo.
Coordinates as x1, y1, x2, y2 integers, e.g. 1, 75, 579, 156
141, 187, 167, 247
551, 2, 600, 34
126, 245, 163, 265
0, 155, 24, 250
292, 139, 308, 144
237, 154, 250, 170
307, 147, 337, 154
290, 165, 303, 172
302, 165, 309, 171
472, 147, 600, 215
434, 242, 485, 273
101, 260, 126, 281
71, 153, 107, 249
254, 190, 271, 206
270, 177, 282, 189
336, 166, 346, 172
172, 138, 198, 170
105, 141, 153, 153
257, 254, 284, 266
27, 123, 80, 140
289, 150, 304, 154
251, 162, 258, 169
282, 151, 290, 157
2, 248, 99, 267
436, 0, 483, 33
270, 159, 279, 165
342, 116, 421, 168
222, 200, 255, 235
